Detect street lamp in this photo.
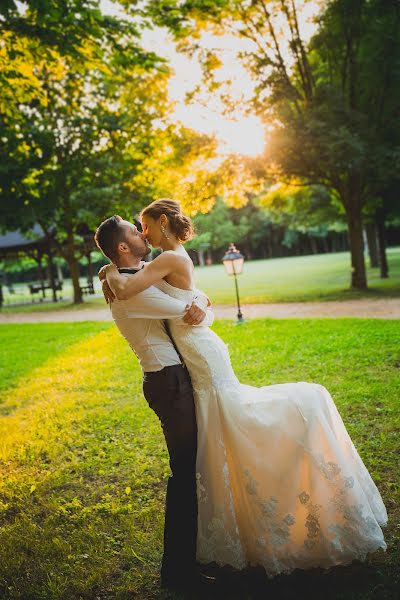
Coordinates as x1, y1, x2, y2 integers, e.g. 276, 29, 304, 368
222, 243, 244, 323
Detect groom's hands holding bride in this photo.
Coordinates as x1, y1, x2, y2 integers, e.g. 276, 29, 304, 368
98, 265, 114, 304
98, 265, 208, 325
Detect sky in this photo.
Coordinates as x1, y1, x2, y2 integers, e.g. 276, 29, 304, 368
100, 1, 321, 157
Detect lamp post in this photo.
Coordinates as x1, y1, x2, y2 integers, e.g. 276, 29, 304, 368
222, 243, 244, 322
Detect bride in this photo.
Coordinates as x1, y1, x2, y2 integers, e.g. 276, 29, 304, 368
103, 198, 387, 576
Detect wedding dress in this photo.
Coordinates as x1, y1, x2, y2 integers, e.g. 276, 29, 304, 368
155, 279, 387, 576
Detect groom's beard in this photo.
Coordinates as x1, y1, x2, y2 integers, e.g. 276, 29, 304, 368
126, 239, 152, 259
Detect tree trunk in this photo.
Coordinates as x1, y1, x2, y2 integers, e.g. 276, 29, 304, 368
376, 218, 389, 278
365, 223, 379, 268
310, 236, 318, 254
346, 205, 368, 289
57, 263, 64, 281
63, 199, 83, 304
266, 238, 273, 258
46, 244, 58, 302
37, 256, 46, 300
87, 251, 94, 291
66, 253, 83, 304
64, 224, 83, 304
198, 249, 205, 267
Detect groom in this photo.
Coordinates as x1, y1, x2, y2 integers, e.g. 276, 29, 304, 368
94, 215, 213, 592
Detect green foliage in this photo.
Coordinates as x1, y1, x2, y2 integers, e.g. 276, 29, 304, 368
0, 318, 398, 598
187, 197, 281, 257
147, 0, 400, 289
0, 1, 139, 57
2, 0, 400, 298
259, 183, 346, 236
187, 198, 251, 252
0, 1, 173, 302
147, 131, 261, 215
0, 40, 169, 232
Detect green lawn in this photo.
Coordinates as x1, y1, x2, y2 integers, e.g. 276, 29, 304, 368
0, 322, 112, 393
0, 320, 399, 599
1, 248, 400, 313
194, 246, 400, 304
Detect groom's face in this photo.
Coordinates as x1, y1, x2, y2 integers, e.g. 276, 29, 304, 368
118, 220, 151, 259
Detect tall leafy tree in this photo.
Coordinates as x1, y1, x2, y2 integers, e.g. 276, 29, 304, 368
140, 125, 261, 215
144, 0, 400, 290
187, 198, 251, 254
259, 183, 346, 242
0, 1, 170, 302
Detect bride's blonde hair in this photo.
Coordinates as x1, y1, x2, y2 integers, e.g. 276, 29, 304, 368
141, 198, 194, 242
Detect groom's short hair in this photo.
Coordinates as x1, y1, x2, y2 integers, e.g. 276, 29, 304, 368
94, 215, 126, 261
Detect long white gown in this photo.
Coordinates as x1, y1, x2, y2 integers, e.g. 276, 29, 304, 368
155, 279, 387, 577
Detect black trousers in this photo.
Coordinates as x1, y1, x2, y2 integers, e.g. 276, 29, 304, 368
143, 364, 198, 582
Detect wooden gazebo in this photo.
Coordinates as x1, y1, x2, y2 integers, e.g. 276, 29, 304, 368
0, 225, 61, 306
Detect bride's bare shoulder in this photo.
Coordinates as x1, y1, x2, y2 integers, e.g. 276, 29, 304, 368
161, 249, 193, 266
150, 250, 184, 264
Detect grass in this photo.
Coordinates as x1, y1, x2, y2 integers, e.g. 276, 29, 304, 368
0, 319, 399, 599
194, 246, 400, 304
0, 322, 112, 392
1, 248, 399, 313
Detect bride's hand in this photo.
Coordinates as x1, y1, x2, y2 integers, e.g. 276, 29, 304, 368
183, 302, 206, 325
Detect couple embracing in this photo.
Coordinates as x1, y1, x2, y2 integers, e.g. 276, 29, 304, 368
94, 199, 387, 593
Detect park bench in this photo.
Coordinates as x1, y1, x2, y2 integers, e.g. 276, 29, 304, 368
29, 280, 63, 297
80, 282, 95, 295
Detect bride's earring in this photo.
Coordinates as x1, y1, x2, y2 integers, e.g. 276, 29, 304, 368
161, 225, 170, 239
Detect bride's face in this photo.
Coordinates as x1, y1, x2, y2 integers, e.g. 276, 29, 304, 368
141, 214, 163, 248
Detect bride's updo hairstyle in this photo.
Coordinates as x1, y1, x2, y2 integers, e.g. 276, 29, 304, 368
141, 198, 194, 242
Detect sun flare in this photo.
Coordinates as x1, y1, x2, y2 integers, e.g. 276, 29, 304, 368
101, 0, 320, 159
217, 116, 265, 157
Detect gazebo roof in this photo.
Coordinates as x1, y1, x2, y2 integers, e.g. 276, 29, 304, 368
0, 225, 50, 260
0, 224, 46, 250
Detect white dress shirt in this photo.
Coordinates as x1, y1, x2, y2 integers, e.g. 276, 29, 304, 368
110, 274, 213, 372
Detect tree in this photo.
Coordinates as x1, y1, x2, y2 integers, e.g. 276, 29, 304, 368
145, 127, 261, 216
187, 198, 251, 256
0, 0, 141, 117
259, 183, 347, 251
308, 0, 400, 285
144, 0, 400, 290
0, 1, 170, 302
358, 0, 400, 277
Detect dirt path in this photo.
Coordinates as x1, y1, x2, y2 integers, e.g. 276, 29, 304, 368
0, 298, 399, 323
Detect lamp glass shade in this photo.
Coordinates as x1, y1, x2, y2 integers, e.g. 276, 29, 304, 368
222, 244, 244, 275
